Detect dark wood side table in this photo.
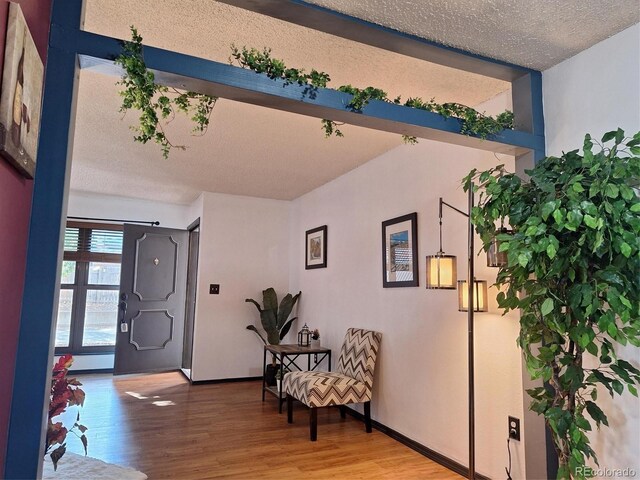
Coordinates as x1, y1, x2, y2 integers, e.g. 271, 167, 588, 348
263, 343, 331, 413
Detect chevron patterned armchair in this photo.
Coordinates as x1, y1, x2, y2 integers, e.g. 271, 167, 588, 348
283, 328, 382, 441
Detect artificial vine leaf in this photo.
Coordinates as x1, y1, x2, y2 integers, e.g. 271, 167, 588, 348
541, 299, 554, 316
228, 44, 514, 143
115, 27, 218, 159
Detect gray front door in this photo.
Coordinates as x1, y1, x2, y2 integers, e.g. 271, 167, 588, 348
114, 224, 189, 375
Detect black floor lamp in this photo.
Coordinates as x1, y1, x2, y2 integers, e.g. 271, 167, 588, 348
426, 186, 489, 480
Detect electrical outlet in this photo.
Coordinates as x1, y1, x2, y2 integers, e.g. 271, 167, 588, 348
209, 284, 220, 295
508, 416, 520, 441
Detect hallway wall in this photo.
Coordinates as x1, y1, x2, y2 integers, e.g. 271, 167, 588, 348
288, 93, 526, 480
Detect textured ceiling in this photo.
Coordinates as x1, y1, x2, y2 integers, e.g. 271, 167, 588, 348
306, 0, 640, 70
73, 0, 510, 203
72, 70, 402, 203
73, 1, 637, 203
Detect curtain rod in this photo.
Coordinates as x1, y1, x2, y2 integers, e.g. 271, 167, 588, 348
67, 216, 160, 226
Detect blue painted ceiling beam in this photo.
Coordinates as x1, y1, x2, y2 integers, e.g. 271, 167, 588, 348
50, 25, 544, 156
6, 0, 546, 476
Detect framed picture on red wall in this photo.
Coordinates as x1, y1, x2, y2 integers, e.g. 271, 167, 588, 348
0, 3, 43, 179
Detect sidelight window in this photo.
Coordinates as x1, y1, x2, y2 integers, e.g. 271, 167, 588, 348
54, 223, 123, 354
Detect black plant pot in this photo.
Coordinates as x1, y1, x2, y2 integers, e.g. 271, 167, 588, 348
264, 364, 278, 387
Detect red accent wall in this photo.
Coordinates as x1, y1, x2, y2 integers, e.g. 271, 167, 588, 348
0, 0, 51, 474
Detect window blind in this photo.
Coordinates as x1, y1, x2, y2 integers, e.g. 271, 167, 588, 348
63, 225, 123, 262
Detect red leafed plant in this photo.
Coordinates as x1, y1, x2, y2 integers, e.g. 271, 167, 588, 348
46, 354, 88, 470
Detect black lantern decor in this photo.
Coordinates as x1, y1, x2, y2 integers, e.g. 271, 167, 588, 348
487, 227, 513, 267
298, 323, 311, 347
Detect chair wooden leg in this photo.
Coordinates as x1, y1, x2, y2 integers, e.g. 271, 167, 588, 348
364, 401, 372, 433
339, 405, 346, 419
310, 407, 317, 441
287, 395, 293, 424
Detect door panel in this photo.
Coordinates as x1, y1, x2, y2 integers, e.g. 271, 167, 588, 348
129, 309, 175, 350
133, 233, 179, 301
114, 224, 188, 375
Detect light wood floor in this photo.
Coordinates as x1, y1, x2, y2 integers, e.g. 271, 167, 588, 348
63, 372, 462, 479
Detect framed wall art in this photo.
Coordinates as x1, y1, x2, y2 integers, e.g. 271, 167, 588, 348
305, 225, 327, 269
0, 3, 44, 179
382, 212, 418, 287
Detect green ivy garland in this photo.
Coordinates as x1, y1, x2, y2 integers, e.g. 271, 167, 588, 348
115, 27, 218, 159
229, 46, 514, 144
116, 29, 515, 158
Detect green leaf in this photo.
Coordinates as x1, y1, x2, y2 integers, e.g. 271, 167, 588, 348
585, 401, 609, 426
575, 416, 591, 431
541, 298, 554, 316
518, 253, 529, 267
553, 209, 564, 225
583, 214, 598, 229
620, 242, 632, 258
601, 130, 617, 143
541, 201, 557, 220
631, 203, 640, 213
546, 243, 557, 259
245, 325, 267, 345
262, 288, 278, 311
619, 295, 632, 309
620, 185, 634, 201
612, 380, 624, 395
245, 298, 262, 313
586, 341, 598, 356
629, 385, 638, 397
605, 184, 619, 199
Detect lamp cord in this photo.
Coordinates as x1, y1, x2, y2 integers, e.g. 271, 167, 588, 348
505, 437, 513, 480
438, 197, 444, 253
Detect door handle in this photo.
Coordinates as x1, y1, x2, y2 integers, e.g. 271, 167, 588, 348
119, 300, 128, 333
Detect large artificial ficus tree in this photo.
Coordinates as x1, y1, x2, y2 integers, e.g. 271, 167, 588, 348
465, 129, 640, 479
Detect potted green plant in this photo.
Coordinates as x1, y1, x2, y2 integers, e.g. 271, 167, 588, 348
311, 328, 321, 347
246, 287, 301, 385
465, 129, 640, 479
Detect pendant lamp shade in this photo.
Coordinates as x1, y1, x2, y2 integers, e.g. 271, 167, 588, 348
426, 253, 457, 289
458, 279, 488, 312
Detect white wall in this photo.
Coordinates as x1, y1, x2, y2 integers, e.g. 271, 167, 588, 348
65, 190, 199, 370
68, 190, 195, 229
190, 192, 291, 381
288, 93, 525, 480
543, 24, 640, 475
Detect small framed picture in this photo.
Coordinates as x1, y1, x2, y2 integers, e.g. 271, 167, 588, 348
382, 213, 418, 287
305, 225, 327, 269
